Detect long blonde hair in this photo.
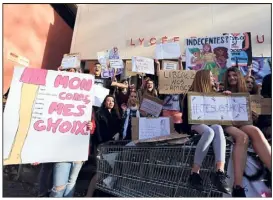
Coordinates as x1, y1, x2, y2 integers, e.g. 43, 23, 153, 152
190, 70, 214, 93
223, 67, 248, 93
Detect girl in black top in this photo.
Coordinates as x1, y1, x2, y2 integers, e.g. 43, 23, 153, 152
95, 95, 122, 144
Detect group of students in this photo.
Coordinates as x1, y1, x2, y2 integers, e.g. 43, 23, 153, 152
3, 58, 271, 198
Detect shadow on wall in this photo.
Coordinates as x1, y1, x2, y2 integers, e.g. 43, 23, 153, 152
41, 10, 73, 70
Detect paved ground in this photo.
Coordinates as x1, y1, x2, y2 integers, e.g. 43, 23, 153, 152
3, 163, 114, 197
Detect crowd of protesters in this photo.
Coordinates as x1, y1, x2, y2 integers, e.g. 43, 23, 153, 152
3, 58, 272, 198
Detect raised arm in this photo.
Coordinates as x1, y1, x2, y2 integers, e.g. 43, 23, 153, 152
155, 59, 161, 75
178, 55, 183, 70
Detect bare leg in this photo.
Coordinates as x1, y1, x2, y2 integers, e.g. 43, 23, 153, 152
225, 126, 249, 187
240, 125, 272, 171
216, 162, 225, 172
86, 174, 97, 197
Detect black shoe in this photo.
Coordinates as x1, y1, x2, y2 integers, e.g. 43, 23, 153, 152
212, 170, 231, 194
188, 172, 204, 191
232, 185, 246, 197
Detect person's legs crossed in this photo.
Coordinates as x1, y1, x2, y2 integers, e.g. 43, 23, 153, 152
49, 162, 72, 197
63, 162, 83, 197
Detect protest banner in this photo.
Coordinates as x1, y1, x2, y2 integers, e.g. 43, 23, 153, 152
240, 57, 271, 84
158, 70, 196, 94
61, 53, 81, 69
162, 60, 179, 70
93, 85, 110, 107
4, 67, 94, 165
131, 117, 172, 140
155, 43, 181, 59
229, 32, 252, 68
132, 56, 154, 75
140, 95, 164, 117
109, 59, 124, 69
101, 68, 123, 78
250, 95, 272, 115
187, 92, 252, 125
185, 35, 231, 82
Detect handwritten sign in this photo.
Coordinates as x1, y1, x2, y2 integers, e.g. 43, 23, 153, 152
125, 60, 144, 77
132, 56, 154, 75
109, 59, 124, 69
158, 70, 196, 94
188, 92, 252, 125
162, 60, 179, 70
250, 95, 272, 115
97, 50, 109, 69
61, 53, 81, 69
4, 67, 94, 165
155, 43, 181, 59
140, 95, 163, 117
93, 85, 110, 107
136, 117, 171, 140
101, 68, 123, 79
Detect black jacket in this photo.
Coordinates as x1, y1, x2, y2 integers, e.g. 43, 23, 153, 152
94, 107, 122, 145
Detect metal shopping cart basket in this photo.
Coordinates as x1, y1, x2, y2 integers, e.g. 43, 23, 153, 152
96, 135, 232, 197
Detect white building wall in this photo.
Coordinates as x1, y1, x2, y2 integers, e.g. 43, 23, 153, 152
71, 4, 271, 60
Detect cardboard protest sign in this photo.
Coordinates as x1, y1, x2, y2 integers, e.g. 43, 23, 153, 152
134, 133, 189, 144
155, 43, 181, 59
97, 50, 109, 69
187, 92, 252, 126
162, 60, 179, 70
61, 53, 81, 69
93, 85, 110, 107
229, 32, 252, 68
140, 95, 164, 117
109, 47, 120, 59
4, 67, 94, 165
101, 68, 123, 79
125, 60, 145, 77
132, 56, 154, 75
250, 95, 272, 115
185, 35, 231, 82
109, 59, 124, 69
158, 70, 196, 94
131, 117, 174, 141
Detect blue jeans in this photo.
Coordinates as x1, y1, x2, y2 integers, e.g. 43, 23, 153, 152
49, 162, 83, 197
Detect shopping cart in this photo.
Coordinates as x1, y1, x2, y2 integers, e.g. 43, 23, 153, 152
96, 135, 232, 197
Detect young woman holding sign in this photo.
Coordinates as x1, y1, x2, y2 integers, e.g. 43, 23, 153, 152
121, 91, 140, 140
222, 67, 271, 197
181, 70, 230, 194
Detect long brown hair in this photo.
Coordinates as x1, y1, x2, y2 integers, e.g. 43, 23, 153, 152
223, 67, 248, 92
245, 75, 258, 95
190, 70, 214, 93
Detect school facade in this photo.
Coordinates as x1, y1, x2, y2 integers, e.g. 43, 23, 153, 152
71, 4, 271, 63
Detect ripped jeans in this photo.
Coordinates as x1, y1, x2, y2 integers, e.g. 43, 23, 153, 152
49, 162, 83, 197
